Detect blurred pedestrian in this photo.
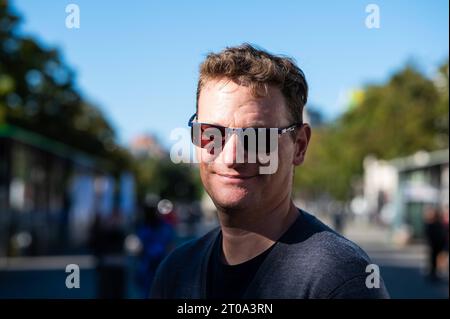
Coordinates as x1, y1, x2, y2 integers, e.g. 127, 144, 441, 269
332, 211, 345, 234
438, 206, 449, 277
423, 206, 446, 281
136, 202, 175, 298
89, 209, 126, 298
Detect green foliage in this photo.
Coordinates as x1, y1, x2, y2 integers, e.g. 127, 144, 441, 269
1, 2, 202, 201
134, 157, 203, 203
295, 61, 449, 201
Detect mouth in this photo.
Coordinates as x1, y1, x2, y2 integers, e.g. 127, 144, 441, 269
216, 173, 259, 182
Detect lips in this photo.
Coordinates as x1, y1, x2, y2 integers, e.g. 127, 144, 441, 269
216, 173, 258, 180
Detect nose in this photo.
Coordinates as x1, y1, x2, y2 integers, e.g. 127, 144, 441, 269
218, 134, 240, 168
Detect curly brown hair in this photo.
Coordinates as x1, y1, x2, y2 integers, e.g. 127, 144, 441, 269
196, 43, 308, 124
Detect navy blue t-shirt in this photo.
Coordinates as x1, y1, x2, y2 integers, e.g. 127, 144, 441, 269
150, 210, 390, 299
206, 233, 275, 299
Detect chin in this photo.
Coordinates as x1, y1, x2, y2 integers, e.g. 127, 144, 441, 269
210, 188, 254, 211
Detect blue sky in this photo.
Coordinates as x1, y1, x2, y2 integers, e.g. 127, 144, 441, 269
11, 0, 449, 147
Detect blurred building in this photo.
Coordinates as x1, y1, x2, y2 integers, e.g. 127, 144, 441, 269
362, 149, 449, 241
129, 134, 166, 159
0, 124, 135, 257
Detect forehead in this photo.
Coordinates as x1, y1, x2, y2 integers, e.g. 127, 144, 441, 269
197, 79, 290, 127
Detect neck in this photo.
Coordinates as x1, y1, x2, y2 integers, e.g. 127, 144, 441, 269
217, 195, 298, 265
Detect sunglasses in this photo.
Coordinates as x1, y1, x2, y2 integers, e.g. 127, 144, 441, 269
188, 113, 302, 155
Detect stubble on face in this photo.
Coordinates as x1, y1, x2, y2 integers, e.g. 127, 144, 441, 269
196, 79, 296, 216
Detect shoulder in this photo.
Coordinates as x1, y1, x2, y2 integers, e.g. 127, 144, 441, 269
160, 226, 218, 271
284, 210, 371, 264
149, 227, 219, 298
276, 210, 389, 298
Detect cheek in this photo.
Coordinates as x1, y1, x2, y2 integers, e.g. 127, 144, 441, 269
196, 146, 219, 164
199, 162, 220, 195
278, 140, 295, 168
199, 162, 211, 186
266, 147, 294, 182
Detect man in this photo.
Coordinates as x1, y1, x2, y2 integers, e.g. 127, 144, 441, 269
151, 44, 389, 299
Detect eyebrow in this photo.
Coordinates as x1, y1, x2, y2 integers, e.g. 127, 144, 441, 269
195, 122, 284, 130
193, 113, 281, 128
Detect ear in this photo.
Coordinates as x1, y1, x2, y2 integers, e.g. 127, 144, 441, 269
292, 123, 311, 166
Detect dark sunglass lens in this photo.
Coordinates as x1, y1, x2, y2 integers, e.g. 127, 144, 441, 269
239, 128, 256, 154
266, 128, 279, 153
200, 124, 226, 149
191, 123, 201, 146
266, 129, 272, 153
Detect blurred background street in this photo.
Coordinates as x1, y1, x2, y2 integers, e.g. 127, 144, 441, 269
0, 0, 448, 299
344, 220, 449, 298
0, 218, 448, 299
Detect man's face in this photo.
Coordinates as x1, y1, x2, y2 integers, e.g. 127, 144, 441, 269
196, 78, 310, 212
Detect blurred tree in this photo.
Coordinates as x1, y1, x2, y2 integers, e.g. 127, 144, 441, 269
0, 1, 130, 172
134, 156, 203, 203
1, 1, 203, 216
295, 61, 449, 201
435, 61, 449, 148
